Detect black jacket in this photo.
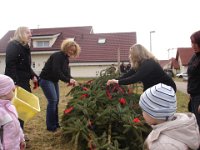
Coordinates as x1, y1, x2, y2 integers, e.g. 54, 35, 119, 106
187, 52, 200, 96
118, 59, 176, 92
40, 51, 72, 83
5, 40, 36, 86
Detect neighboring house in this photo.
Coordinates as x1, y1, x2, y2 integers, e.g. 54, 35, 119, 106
159, 48, 194, 75
0, 26, 137, 78
175, 47, 194, 73
159, 58, 179, 75
159, 59, 171, 69
171, 58, 180, 74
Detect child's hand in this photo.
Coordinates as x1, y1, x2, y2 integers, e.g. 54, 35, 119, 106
20, 141, 26, 150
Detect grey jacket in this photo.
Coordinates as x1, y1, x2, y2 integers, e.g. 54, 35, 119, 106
144, 113, 200, 150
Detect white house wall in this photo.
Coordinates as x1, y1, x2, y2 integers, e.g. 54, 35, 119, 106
177, 55, 187, 73
0, 52, 118, 78
0, 55, 6, 74
71, 65, 114, 78
31, 53, 50, 75
31, 53, 119, 78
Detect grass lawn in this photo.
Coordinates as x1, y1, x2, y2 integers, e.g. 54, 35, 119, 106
23, 80, 189, 150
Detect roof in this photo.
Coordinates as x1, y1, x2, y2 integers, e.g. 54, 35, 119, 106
176, 48, 194, 66
0, 30, 14, 52
72, 32, 136, 62
0, 26, 93, 53
159, 58, 179, 69
171, 58, 179, 69
159, 60, 170, 68
0, 26, 136, 63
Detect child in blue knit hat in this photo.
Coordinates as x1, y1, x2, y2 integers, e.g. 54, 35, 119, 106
139, 83, 200, 150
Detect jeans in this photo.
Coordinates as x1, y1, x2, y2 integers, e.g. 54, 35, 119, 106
39, 79, 60, 131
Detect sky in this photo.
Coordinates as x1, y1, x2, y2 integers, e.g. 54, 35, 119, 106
1, 0, 200, 60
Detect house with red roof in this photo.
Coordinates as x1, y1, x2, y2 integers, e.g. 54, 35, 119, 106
0, 26, 136, 77
175, 47, 194, 73
159, 58, 179, 77
159, 47, 194, 76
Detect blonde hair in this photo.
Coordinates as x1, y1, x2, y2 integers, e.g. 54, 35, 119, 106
12, 26, 30, 45
61, 39, 81, 57
129, 44, 158, 70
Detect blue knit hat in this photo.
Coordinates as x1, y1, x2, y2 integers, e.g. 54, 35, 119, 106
139, 83, 177, 120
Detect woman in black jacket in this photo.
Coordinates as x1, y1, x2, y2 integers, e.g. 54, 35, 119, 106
107, 44, 176, 92
39, 39, 81, 132
5, 26, 38, 130
187, 30, 200, 130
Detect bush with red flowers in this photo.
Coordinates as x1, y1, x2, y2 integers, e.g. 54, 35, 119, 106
61, 68, 151, 150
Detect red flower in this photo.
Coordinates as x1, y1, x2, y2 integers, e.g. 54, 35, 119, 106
133, 118, 140, 123
80, 94, 89, 99
82, 87, 89, 91
64, 106, 74, 114
119, 98, 126, 105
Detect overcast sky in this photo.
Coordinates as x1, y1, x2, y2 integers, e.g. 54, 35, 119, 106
1, 0, 200, 59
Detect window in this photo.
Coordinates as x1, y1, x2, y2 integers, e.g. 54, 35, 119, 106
36, 41, 49, 47
98, 38, 106, 44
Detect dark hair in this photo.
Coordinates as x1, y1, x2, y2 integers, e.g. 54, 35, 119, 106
190, 30, 200, 47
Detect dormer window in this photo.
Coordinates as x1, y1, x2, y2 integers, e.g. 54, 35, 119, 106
36, 41, 50, 47
32, 33, 60, 48
98, 38, 106, 44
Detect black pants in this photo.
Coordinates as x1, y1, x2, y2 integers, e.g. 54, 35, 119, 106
189, 95, 200, 130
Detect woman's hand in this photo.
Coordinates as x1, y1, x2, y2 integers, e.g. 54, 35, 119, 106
198, 105, 200, 113
106, 79, 118, 85
32, 76, 39, 90
32, 76, 38, 82
70, 79, 78, 86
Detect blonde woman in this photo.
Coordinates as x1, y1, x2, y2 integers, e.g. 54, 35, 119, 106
107, 44, 176, 92
39, 39, 81, 132
5, 26, 38, 130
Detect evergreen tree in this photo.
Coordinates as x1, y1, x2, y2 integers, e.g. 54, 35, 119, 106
61, 68, 151, 150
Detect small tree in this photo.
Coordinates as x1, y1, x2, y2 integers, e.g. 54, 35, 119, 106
61, 68, 151, 150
